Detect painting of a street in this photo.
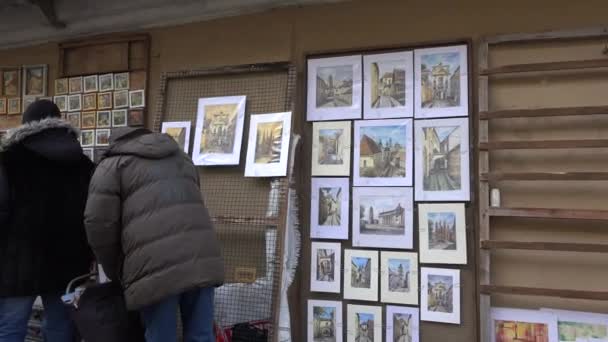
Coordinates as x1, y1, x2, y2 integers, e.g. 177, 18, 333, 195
427, 275, 453, 313
200, 103, 238, 154
422, 126, 461, 191
351, 257, 371, 289
254, 121, 283, 164
359, 125, 406, 178
420, 52, 461, 108
316, 249, 335, 282
392, 313, 413, 342
388, 259, 410, 293
316, 65, 353, 108
558, 320, 607, 341
313, 306, 337, 342
318, 128, 345, 165
370, 60, 406, 108
359, 195, 406, 236
427, 212, 457, 250
495, 320, 549, 342
355, 313, 375, 342
319, 187, 342, 226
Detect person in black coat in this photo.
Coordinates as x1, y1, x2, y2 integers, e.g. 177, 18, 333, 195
0, 100, 94, 342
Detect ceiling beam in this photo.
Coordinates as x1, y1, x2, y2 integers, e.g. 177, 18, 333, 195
30, 0, 65, 29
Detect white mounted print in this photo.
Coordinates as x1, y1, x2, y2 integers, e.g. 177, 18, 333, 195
311, 121, 351, 176
344, 249, 378, 302
492, 307, 559, 342
244, 111, 292, 177
307, 55, 362, 121
415, 117, 470, 201
192, 96, 246, 165
418, 203, 467, 265
540, 308, 608, 342
308, 300, 343, 342
162, 121, 192, 153
386, 306, 419, 342
421, 267, 461, 324
414, 44, 468, 118
352, 187, 413, 249
347, 304, 382, 342
310, 242, 341, 293
310, 177, 350, 240
381, 251, 418, 305
363, 51, 414, 119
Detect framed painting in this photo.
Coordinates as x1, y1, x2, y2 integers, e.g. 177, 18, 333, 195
492, 307, 558, 342
81, 112, 96, 129
68, 94, 82, 112
414, 45, 468, 118
83, 75, 98, 93
7, 98, 20, 115
310, 177, 349, 240
96, 111, 111, 128
380, 251, 418, 305
54, 95, 68, 112
420, 267, 461, 324
386, 306, 419, 342
2, 68, 20, 97
22, 65, 47, 97
311, 121, 351, 176
346, 304, 382, 342
307, 55, 362, 121
114, 72, 130, 90
308, 300, 343, 342
112, 109, 128, 128
540, 308, 608, 342
55, 78, 68, 95
99, 73, 114, 92
80, 130, 94, 147
129, 90, 145, 108
0, 98, 6, 115
310, 241, 341, 293
343, 249, 378, 302
96, 129, 110, 146
363, 51, 414, 119
66, 112, 81, 128
82, 93, 97, 111
414, 117, 470, 201
114, 90, 129, 108
244, 111, 292, 177
161, 121, 191, 153
68, 76, 83, 94
418, 203, 467, 264
354, 118, 413, 186
98, 92, 113, 110
22, 96, 36, 112
352, 187, 413, 249
128, 109, 144, 126
192, 96, 246, 166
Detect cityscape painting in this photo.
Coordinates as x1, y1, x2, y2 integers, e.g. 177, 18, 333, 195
347, 305, 382, 342
161, 121, 191, 153
344, 249, 378, 301
421, 267, 461, 324
386, 306, 419, 342
311, 178, 349, 240
418, 203, 467, 265
245, 112, 292, 177
381, 251, 418, 305
308, 300, 343, 342
364, 51, 414, 119
311, 242, 341, 293
312, 121, 351, 176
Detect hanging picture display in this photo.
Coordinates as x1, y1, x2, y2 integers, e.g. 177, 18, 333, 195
162, 121, 192, 154
307, 55, 362, 121
22, 65, 47, 97
380, 251, 418, 305
418, 203, 467, 265
352, 187, 413, 249
363, 51, 414, 119
308, 300, 343, 342
310, 177, 350, 240
491, 307, 559, 342
414, 117, 470, 201
343, 249, 378, 302
2, 68, 20, 97
540, 308, 608, 342
310, 241, 342, 293
420, 267, 461, 324
414, 45, 468, 118
192, 95, 246, 166
386, 306, 420, 342
244, 111, 292, 177
346, 304, 382, 342
311, 120, 351, 176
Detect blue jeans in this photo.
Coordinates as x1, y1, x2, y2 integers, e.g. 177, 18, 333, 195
0, 294, 74, 342
140, 287, 214, 342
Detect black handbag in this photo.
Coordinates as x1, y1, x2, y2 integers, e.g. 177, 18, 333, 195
231, 323, 268, 342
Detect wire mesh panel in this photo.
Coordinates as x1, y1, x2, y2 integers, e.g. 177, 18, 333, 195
155, 63, 296, 340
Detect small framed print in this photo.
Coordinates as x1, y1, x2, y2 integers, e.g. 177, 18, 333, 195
96, 129, 110, 146
82, 93, 97, 111
7, 98, 20, 115
414, 44, 469, 118
98, 92, 112, 110
83, 75, 98, 93
492, 308, 558, 342
55, 78, 68, 95
113, 90, 129, 108
129, 89, 145, 108
96, 111, 111, 128
81, 111, 96, 129
0, 98, 6, 115
420, 267, 461, 325
540, 308, 608, 342
380, 251, 418, 305
114, 72, 129, 90
66, 112, 81, 128
112, 109, 128, 128
99, 73, 114, 92
67, 94, 82, 112
352, 187, 413, 249
23, 96, 36, 112
310, 177, 349, 240
68, 76, 83, 94
344, 249, 378, 302
363, 51, 414, 119
386, 306, 419, 342
311, 121, 351, 176
308, 300, 343, 342
22, 65, 47, 97
2, 68, 20, 97
82, 148, 94, 161
307, 55, 362, 121
310, 242, 341, 293
346, 304, 382, 342
244, 111, 292, 177
418, 203, 467, 264
414, 117, 470, 201
128, 109, 144, 126
80, 130, 94, 147
161, 121, 191, 153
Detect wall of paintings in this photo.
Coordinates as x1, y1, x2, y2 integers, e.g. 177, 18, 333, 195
305, 43, 472, 342
0, 65, 50, 128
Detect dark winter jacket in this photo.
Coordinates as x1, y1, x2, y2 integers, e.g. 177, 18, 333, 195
0, 118, 94, 297
84, 127, 224, 310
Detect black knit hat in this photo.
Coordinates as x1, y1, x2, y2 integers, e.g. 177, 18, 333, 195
22, 99, 61, 124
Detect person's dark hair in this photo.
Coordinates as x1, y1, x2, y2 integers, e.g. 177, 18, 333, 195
22, 99, 61, 124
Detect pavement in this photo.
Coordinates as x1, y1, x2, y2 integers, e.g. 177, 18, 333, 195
373, 95, 402, 108
425, 170, 459, 191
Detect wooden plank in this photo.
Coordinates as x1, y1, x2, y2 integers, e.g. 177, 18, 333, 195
489, 207, 608, 220
479, 105, 608, 120
485, 26, 608, 45
480, 285, 608, 301
480, 139, 608, 150
481, 172, 608, 181
480, 59, 608, 75
481, 240, 608, 253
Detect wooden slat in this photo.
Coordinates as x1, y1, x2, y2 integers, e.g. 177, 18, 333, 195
481, 240, 608, 253
489, 207, 608, 220
479, 105, 608, 119
480, 59, 608, 75
485, 26, 608, 45
480, 285, 608, 301
481, 172, 608, 181
480, 139, 608, 150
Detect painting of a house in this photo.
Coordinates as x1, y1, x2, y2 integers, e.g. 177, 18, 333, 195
420, 52, 461, 108
358, 125, 406, 178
